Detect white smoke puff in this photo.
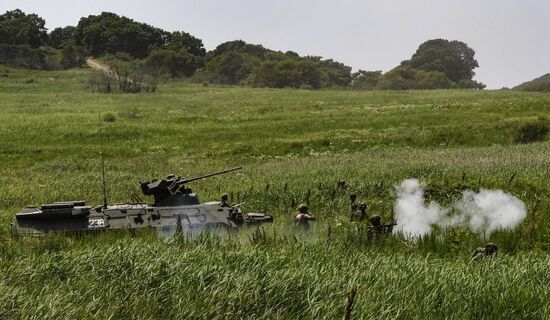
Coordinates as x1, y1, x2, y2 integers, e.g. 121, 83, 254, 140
393, 179, 445, 237
393, 179, 527, 237
457, 189, 527, 235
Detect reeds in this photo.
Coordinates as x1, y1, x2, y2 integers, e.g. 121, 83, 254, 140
0, 233, 548, 319
0, 67, 549, 318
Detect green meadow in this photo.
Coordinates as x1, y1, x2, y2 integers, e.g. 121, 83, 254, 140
0, 66, 549, 319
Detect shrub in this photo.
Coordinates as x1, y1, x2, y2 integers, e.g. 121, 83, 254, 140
514, 118, 549, 144
88, 71, 114, 93
248, 59, 321, 89
351, 70, 382, 90
103, 113, 116, 122
0, 44, 45, 69
376, 66, 418, 90
376, 66, 456, 90
60, 44, 85, 69
143, 47, 203, 78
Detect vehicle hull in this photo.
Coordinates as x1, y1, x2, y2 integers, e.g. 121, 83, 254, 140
13, 201, 272, 236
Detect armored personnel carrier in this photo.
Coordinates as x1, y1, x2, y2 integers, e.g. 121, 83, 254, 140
13, 167, 273, 236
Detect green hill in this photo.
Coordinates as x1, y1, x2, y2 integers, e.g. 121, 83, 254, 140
513, 73, 550, 92
2, 9, 485, 90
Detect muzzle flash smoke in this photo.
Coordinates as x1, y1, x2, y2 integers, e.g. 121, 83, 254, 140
393, 179, 526, 237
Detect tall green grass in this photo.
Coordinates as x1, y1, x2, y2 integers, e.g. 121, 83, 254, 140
1, 234, 548, 319
0, 67, 549, 318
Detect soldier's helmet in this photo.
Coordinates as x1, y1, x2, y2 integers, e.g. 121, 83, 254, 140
369, 214, 381, 226
297, 204, 309, 213
338, 179, 347, 189
485, 243, 498, 255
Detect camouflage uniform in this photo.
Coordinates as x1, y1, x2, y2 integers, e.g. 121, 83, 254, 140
349, 193, 357, 221
220, 193, 229, 207
349, 193, 357, 205
338, 180, 347, 189
295, 204, 316, 231
350, 204, 367, 222
366, 214, 398, 237
365, 214, 383, 239
471, 243, 498, 261
369, 215, 382, 232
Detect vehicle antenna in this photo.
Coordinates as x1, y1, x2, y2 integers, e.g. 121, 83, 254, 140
99, 112, 108, 208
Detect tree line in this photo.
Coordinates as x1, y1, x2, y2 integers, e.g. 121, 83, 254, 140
0, 9, 485, 90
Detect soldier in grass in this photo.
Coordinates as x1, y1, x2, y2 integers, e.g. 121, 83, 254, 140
369, 214, 382, 232
349, 193, 358, 220
295, 204, 316, 231
350, 203, 367, 222
471, 243, 498, 261
349, 193, 368, 222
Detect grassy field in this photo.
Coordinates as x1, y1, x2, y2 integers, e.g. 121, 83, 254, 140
0, 66, 549, 319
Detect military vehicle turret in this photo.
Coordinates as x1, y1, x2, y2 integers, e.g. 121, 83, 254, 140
13, 167, 273, 236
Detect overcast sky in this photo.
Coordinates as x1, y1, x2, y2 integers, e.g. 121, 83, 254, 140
3, 0, 549, 88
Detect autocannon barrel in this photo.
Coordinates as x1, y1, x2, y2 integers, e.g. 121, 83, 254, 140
141, 167, 244, 201
175, 166, 243, 185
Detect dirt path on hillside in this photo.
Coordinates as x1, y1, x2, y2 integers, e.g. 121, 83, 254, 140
86, 58, 115, 77
86, 58, 133, 83
86, 58, 146, 91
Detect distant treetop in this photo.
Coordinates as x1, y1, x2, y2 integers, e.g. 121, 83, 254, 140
0, 9, 47, 48
376, 39, 485, 90
0, 9, 487, 90
194, 39, 352, 89
402, 39, 479, 83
